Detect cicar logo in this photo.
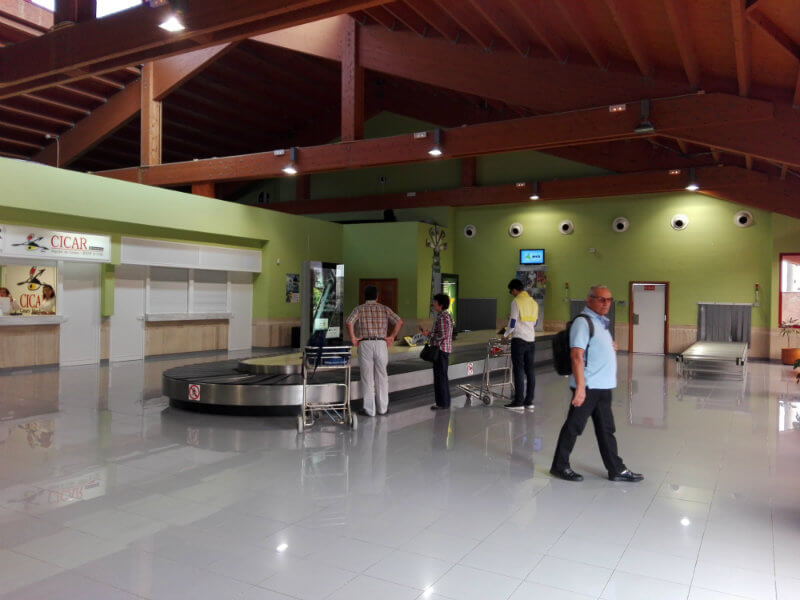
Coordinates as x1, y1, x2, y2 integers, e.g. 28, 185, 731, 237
11, 234, 48, 252
18, 267, 46, 291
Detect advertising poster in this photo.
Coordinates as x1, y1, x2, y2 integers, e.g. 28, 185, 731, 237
1, 265, 58, 314
285, 273, 299, 303
515, 265, 547, 332
0, 224, 111, 262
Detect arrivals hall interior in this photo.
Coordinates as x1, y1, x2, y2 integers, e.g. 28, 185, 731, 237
1, 1, 800, 599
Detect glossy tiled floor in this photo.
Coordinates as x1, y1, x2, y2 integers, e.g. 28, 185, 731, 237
1, 352, 799, 600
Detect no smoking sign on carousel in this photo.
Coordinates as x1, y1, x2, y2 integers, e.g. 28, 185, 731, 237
187, 384, 201, 401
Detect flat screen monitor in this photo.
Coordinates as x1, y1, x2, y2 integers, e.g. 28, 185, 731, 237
520, 249, 545, 265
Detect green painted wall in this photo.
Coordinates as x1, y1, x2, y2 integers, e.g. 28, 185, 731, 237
341, 222, 453, 320
0, 158, 342, 320
454, 193, 774, 327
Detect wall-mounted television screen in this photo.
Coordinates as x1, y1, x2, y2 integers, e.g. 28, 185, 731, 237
520, 249, 545, 265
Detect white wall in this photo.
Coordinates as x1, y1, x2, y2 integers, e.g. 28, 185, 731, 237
59, 262, 101, 366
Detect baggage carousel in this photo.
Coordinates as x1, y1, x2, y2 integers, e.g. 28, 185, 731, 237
162, 331, 556, 414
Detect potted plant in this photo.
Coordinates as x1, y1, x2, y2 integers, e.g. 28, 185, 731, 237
780, 318, 800, 365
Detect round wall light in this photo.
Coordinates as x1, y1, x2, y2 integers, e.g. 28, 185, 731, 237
734, 210, 754, 228
508, 222, 523, 238
559, 220, 574, 235
612, 217, 629, 233
463, 224, 477, 238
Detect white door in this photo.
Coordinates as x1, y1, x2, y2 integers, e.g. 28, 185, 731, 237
110, 264, 146, 361
228, 272, 253, 351
631, 283, 666, 354
59, 262, 101, 366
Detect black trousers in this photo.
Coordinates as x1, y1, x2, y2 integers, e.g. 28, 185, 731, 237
510, 339, 536, 405
551, 388, 626, 475
432, 351, 451, 407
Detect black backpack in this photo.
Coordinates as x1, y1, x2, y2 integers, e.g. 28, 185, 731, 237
552, 314, 594, 376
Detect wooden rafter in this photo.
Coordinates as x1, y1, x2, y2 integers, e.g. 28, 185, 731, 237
745, 154, 753, 170
730, 0, 751, 97
745, 4, 800, 105
604, 0, 653, 76
255, 17, 690, 113
556, 0, 607, 68
269, 165, 800, 220
363, 6, 396, 29
0, 0, 392, 98
140, 62, 162, 167
403, 0, 459, 42
508, 0, 569, 62
96, 93, 778, 186
663, 0, 700, 88
467, 0, 531, 56
435, 0, 496, 50
34, 45, 232, 167
383, 2, 428, 37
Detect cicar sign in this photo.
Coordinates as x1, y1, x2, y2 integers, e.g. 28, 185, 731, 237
0, 224, 111, 263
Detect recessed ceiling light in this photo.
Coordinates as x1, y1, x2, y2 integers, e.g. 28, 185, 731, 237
159, 15, 185, 32
276, 543, 288, 552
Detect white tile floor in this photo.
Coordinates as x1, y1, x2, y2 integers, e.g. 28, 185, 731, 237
1, 352, 799, 599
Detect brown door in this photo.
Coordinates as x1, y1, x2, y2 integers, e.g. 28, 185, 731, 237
359, 279, 399, 314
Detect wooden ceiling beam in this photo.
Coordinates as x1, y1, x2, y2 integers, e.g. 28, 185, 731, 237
663, 0, 700, 88
746, 6, 800, 62
0, 0, 392, 98
556, 0, 607, 69
434, 0, 496, 50
256, 17, 691, 113
0, 104, 72, 128
96, 93, 776, 186
467, 0, 531, 57
0, 0, 53, 30
604, 0, 653, 77
730, 0, 751, 97
508, 0, 569, 62
383, 2, 429, 37
34, 44, 231, 167
403, 0, 459, 42
341, 16, 364, 141
269, 165, 800, 219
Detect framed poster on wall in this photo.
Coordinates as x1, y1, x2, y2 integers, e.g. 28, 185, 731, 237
0, 264, 58, 314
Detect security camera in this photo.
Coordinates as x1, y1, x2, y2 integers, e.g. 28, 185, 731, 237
508, 222, 523, 238
463, 224, 477, 238
734, 210, 753, 228
612, 217, 629, 233
671, 214, 689, 230
559, 220, 574, 235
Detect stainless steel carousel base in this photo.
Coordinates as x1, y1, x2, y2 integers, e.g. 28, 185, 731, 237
163, 341, 554, 412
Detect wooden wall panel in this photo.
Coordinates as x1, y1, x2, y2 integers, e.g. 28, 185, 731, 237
145, 320, 228, 356
0, 325, 60, 368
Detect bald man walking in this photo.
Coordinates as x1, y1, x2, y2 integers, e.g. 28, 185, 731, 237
550, 285, 644, 483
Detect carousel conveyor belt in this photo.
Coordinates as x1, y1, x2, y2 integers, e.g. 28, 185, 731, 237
163, 337, 556, 414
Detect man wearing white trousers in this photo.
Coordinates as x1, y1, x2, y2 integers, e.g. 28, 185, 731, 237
346, 286, 403, 417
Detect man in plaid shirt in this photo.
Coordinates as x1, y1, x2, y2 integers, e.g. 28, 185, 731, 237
346, 286, 403, 417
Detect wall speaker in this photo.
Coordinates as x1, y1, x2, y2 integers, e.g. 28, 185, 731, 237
559, 220, 574, 235
671, 214, 689, 230
508, 222, 523, 238
734, 210, 754, 228
612, 217, 629, 233
463, 224, 477, 238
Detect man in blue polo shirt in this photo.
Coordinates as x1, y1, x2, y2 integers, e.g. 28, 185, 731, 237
550, 285, 644, 483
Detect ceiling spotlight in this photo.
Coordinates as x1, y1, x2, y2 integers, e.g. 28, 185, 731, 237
159, 14, 185, 32
668, 169, 681, 175
633, 99, 655, 134
282, 148, 298, 176
529, 181, 540, 201
276, 543, 289, 552
685, 167, 699, 191
428, 129, 443, 157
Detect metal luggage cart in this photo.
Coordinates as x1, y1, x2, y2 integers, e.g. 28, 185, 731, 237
458, 337, 514, 405
676, 341, 748, 380
298, 345, 356, 433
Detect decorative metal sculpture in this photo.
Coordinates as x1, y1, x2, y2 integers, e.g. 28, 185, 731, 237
426, 226, 447, 316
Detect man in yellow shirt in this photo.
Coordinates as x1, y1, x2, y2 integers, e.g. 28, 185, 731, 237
503, 279, 538, 411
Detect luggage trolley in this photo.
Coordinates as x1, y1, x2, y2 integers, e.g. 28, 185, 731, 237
298, 345, 356, 433
459, 337, 514, 405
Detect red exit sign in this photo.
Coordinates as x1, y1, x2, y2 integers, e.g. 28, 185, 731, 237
644, 285, 656, 291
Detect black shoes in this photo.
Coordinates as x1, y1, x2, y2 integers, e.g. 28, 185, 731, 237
430, 405, 448, 411
609, 469, 644, 482
504, 403, 525, 411
524, 403, 534, 411
550, 467, 584, 482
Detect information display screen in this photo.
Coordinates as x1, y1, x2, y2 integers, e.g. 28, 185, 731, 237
520, 249, 545, 265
